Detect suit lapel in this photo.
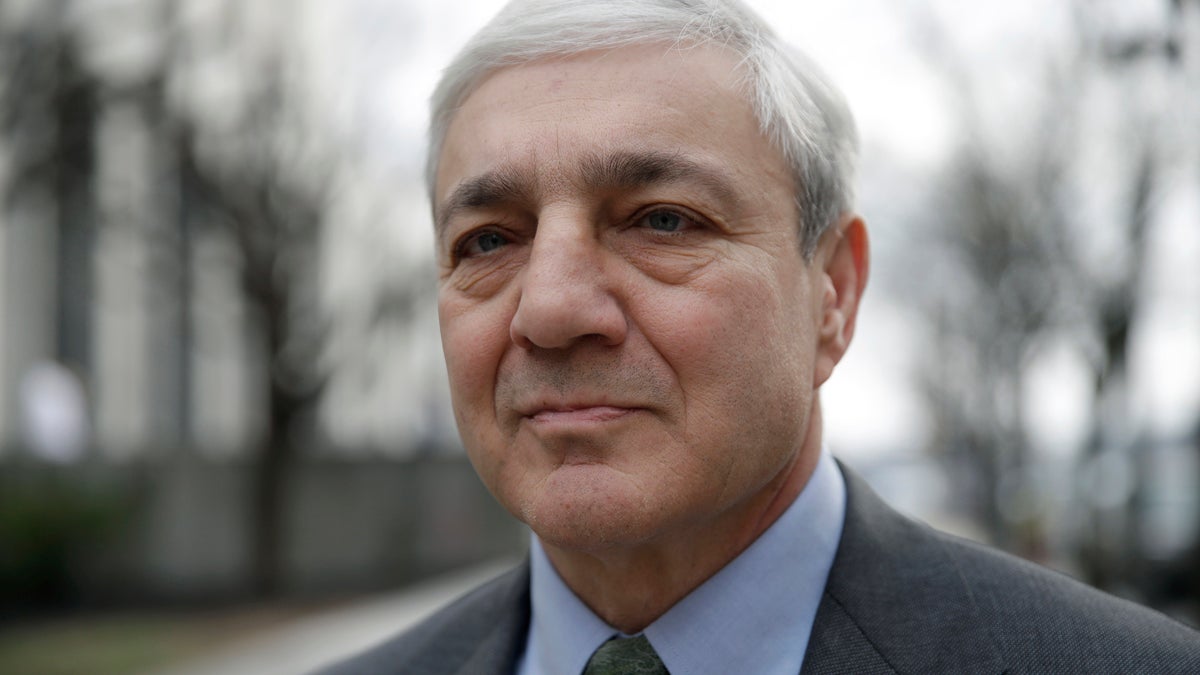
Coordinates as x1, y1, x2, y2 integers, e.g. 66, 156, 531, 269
449, 562, 531, 675
801, 592, 896, 674
801, 465, 1005, 675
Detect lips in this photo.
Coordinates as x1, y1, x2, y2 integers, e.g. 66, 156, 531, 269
527, 405, 636, 424
512, 394, 645, 427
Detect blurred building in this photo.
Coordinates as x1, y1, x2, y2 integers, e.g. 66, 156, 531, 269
0, 0, 515, 610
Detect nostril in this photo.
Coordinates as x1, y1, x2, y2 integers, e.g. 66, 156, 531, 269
509, 289, 628, 350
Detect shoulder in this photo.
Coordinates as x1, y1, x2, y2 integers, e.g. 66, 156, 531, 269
936, 526, 1200, 669
311, 563, 530, 675
822, 465, 1200, 673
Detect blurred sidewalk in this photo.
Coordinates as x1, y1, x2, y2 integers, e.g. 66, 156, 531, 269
152, 558, 519, 675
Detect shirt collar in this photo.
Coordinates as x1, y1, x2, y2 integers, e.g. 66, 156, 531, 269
522, 535, 616, 675
519, 450, 847, 675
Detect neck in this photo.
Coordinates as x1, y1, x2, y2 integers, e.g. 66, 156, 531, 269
542, 402, 825, 634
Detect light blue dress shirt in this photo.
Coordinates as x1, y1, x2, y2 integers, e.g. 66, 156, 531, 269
515, 450, 846, 675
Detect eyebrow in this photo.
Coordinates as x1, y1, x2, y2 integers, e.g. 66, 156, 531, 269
435, 168, 533, 235
578, 150, 740, 206
435, 150, 740, 235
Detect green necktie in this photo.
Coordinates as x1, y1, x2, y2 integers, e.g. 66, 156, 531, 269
582, 635, 669, 675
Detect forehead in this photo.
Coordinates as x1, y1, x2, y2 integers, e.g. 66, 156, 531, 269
434, 43, 791, 212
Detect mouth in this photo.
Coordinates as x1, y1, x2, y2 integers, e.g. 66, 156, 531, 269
525, 405, 637, 425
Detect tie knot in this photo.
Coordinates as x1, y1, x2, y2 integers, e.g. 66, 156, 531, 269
582, 635, 669, 675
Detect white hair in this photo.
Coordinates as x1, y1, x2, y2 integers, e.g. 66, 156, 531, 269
427, 0, 859, 257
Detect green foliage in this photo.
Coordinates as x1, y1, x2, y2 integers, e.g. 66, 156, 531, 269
0, 470, 134, 608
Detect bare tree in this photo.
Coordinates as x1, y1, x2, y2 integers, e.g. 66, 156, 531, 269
0, 0, 341, 596
1073, 0, 1200, 610
1, 0, 97, 379
900, 4, 1088, 556
902, 0, 1191, 588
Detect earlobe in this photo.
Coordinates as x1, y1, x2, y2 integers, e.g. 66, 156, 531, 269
814, 215, 869, 388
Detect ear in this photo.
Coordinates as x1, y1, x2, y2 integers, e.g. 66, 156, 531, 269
813, 214, 869, 388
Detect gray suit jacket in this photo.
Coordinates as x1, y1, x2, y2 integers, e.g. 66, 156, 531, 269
316, 467, 1200, 674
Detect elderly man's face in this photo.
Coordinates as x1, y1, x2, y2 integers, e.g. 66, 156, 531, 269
435, 44, 844, 552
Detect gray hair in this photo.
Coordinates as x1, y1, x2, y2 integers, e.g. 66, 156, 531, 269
427, 0, 858, 257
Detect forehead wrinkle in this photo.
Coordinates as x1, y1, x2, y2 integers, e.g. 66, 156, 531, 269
576, 150, 741, 208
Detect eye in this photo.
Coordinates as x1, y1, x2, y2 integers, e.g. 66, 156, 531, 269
639, 210, 691, 233
457, 230, 510, 259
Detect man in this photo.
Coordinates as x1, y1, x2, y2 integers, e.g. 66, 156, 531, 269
320, 0, 1200, 673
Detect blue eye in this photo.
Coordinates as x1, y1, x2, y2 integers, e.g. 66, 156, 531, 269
458, 231, 509, 258
475, 232, 507, 252
644, 211, 685, 232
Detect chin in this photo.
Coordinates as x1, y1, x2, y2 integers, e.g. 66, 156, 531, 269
528, 513, 659, 554
516, 464, 669, 553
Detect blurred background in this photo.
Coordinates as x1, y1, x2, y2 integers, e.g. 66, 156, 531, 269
1, 0, 1197, 672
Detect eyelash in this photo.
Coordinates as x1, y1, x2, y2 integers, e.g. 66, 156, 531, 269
449, 204, 709, 262
452, 228, 510, 262
632, 206, 707, 234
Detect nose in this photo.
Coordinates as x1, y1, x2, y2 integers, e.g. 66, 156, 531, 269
509, 222, 627, 350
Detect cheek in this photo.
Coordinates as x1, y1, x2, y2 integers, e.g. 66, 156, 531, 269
652, 270, 814, 451
663, 267, 812, 377
438, 291, 513, 432
439, 294, 521, 504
